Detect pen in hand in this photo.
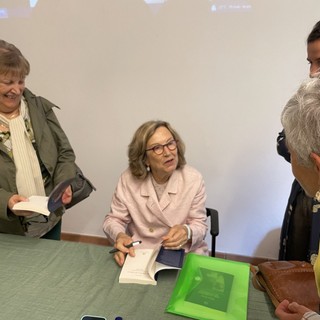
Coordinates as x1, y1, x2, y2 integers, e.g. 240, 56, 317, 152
109, 240, 142, 254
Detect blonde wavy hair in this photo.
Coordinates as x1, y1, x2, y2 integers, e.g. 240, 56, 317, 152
128, 120, 186, 179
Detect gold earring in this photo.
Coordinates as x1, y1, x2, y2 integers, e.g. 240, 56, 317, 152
315, 190, 320, 202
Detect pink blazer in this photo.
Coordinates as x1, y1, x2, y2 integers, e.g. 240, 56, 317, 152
103, 164, 208, 255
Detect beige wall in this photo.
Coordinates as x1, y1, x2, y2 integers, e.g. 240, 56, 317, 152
2, 0, 320, 259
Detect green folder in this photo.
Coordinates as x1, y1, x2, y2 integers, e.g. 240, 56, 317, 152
166, 253, 250, 320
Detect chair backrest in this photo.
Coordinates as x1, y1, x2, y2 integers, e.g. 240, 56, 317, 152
206, 208, 219, 257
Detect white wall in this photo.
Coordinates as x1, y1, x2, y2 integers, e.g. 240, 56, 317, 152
1, 0, 319, 259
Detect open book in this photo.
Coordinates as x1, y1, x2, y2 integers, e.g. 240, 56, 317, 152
119, 246, 185, 285
12, 178, 74, 216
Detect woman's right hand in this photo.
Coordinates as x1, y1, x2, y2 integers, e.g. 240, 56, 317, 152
8, 194, 33, 216
113, 232, 135, 267
275, 300, 312, 320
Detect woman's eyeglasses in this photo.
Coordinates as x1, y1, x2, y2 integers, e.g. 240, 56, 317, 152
146, 140, 178, 155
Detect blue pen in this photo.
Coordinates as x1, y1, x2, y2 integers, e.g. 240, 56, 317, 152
109, 240, 142, 254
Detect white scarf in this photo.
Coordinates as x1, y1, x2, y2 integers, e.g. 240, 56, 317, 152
0, 100, 59, 237
0, 100, 45, 198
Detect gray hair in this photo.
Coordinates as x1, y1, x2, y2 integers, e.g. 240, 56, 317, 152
281, 78, 320, 167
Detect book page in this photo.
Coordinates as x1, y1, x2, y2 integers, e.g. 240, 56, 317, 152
119, 249, 157, 285
154, 261, 181, 275
12, 178, 74, 216
12, 196, 49, 216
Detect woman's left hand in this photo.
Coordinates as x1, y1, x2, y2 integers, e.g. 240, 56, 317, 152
162, 224, 188, 249
61, 186, 72, 205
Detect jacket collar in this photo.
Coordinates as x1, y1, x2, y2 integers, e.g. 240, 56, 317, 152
0, 89, 37, 156
140, 169, 179, 196
23, 89, 45, 147
141, 169, 179, 212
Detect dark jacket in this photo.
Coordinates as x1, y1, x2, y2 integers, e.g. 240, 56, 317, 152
277, 130, 317, 261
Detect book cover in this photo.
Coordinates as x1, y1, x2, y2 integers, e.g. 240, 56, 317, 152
185, 268, 234, 312
119, 247, 185, 285
156, 246, 185, 268
166, 254, 250, 320
12, 178, 74, 216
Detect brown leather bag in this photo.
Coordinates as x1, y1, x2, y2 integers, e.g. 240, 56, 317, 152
251, 260, 320, 312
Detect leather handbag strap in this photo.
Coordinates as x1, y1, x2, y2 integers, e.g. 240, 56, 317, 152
250, 265, 265, 291
250, 264, 280, 307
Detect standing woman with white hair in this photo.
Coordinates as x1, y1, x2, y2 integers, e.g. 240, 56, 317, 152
276, 78, 320, 319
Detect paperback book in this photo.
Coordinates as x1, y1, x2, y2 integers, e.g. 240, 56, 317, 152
119, 246, 185, 285
12, 178, 74, 216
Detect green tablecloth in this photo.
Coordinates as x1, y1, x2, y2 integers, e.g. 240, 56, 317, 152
0, 234, 277, 320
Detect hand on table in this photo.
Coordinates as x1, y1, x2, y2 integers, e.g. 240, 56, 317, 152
112, 232, 135, 267
275, 300, 312, 320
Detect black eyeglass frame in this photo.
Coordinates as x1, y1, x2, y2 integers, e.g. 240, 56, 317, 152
145, 139, 178, 155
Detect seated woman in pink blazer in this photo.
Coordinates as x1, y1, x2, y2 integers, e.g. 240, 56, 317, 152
103, 120, 208, 266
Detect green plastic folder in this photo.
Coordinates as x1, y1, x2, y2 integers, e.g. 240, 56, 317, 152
166, 253, 250, 320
